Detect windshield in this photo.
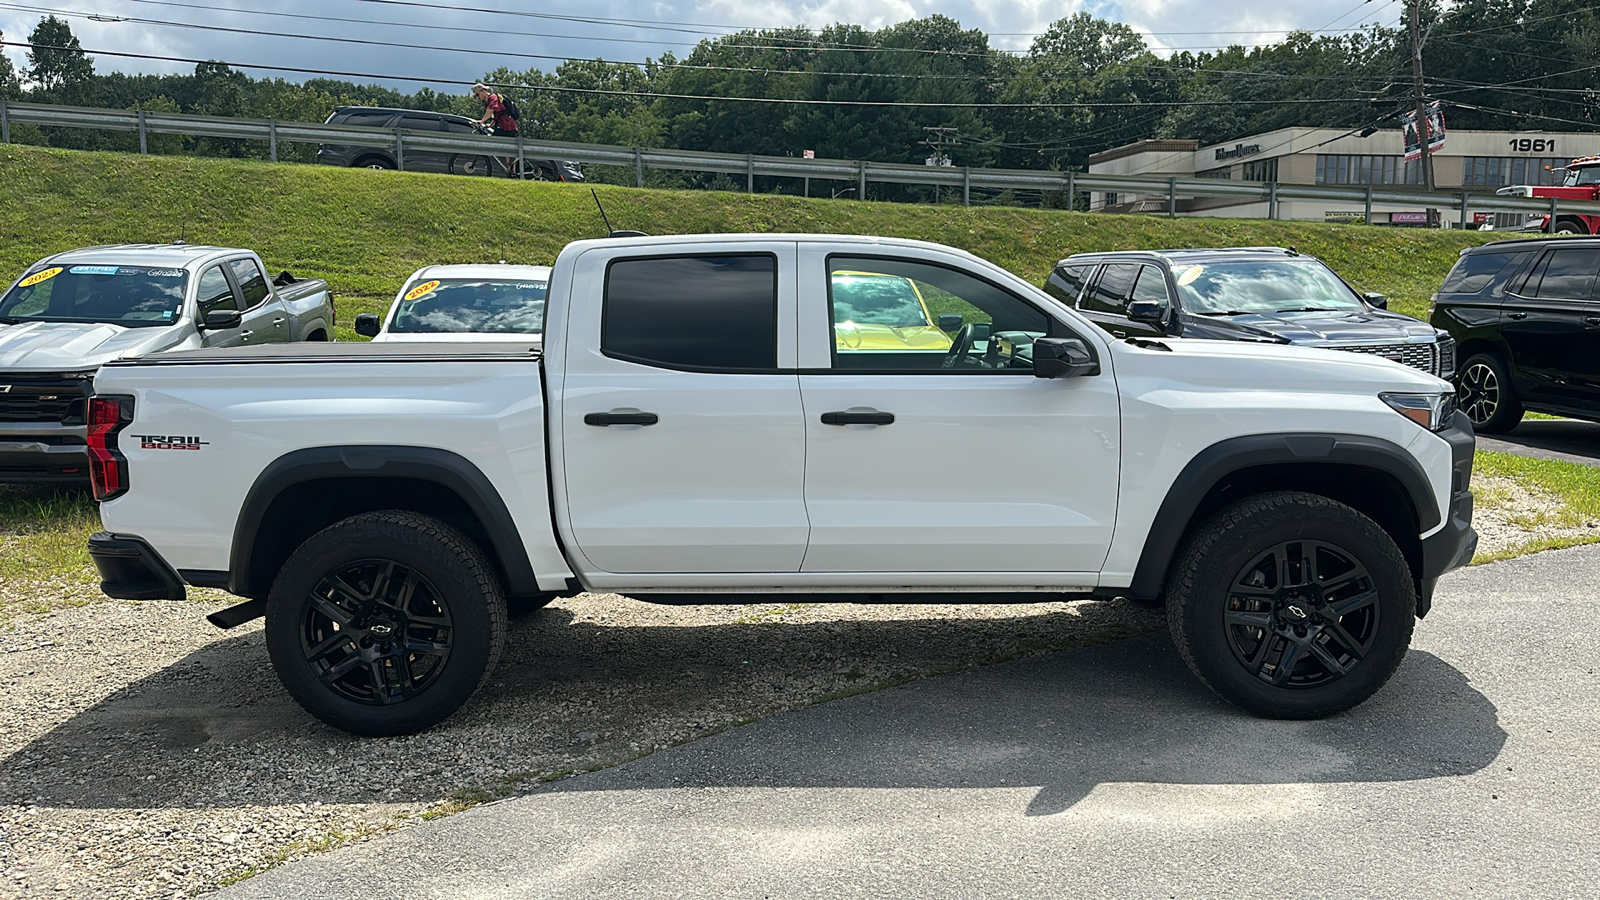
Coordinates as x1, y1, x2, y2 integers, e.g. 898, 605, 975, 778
0, 264, 189, 327
1170, 260, 1365, 314
830, 271, 933, 328
389, 278, 549, 334
1562, 166, 1600, 187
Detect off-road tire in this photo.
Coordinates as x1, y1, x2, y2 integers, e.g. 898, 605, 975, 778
265, 511, 508, 736
1166, 491, 1415, 719
1457, 352, 1524, 434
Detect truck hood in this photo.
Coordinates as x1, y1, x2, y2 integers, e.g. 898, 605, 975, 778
833, 322, 954, 352
1178, 308, 1437, 346
0, 321, 187, 371
1114, 335, 1451, 391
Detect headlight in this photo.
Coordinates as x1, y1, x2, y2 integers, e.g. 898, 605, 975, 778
1380, 391, 1457, 431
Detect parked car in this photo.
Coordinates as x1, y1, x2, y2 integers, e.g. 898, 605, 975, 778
87, 233, 1474, 737
1430, 236, 1599, 433
355, 265, 551, 342
316, 106, 584, 182
1044, 247, 1455, 379
0, 244, 333, 483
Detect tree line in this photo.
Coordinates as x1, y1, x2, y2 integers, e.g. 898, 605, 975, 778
2, 1, 1596, 197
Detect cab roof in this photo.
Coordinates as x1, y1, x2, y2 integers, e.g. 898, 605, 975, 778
406, 264, 553, 282
38, 244, 247, 271
1057, 247, 1315, 267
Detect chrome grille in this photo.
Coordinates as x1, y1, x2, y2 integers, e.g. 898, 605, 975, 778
1333, 342, 1442, 377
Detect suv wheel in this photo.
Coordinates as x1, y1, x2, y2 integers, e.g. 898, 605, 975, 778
1166, 492, 1415, 719
1457, 353, 1524, 434
264, 511, 507, 736
354, 156, 395, 170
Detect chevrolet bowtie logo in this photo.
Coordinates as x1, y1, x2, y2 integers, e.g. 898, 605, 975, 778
0, 385, 11, 394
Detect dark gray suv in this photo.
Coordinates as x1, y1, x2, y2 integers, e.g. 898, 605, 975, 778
315, 106, 583, 182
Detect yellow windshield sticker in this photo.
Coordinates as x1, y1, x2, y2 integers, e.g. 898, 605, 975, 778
404, 279, 440, 302
1175, 265, 1204, 286
19, 267, 63, 288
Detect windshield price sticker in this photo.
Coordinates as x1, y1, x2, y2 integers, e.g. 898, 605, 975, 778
1176, 266, 1204, 286
404, 280, 441, 301
19, 267, 64, 287
69, 265, 121, 276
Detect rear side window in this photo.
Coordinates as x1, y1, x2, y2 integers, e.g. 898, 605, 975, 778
1440, 251, 1533, 294
602, 254, 778, 371
228, 258, 270, 308
1526, 247, 1600, 300
397, 115, 441, 132
1082, 263, 1137, 315
1046, 264, 1091, 305
332, 111, 394, 128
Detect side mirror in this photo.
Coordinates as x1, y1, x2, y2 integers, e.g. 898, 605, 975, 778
1127, 299, 1166, 328
199, 309, 242, 331
1363, 292, 1388, 309
1032, 336, 1100, 379
354, 314, 382, 337
938, 313, 963, 331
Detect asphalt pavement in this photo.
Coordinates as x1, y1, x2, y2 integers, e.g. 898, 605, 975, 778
1476, 417, 1600, 466
223, 546, 1600, 899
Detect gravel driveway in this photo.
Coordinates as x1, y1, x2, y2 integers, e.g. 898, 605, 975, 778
0, 588, 1158, 898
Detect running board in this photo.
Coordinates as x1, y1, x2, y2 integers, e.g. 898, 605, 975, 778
206, 598, 266, 629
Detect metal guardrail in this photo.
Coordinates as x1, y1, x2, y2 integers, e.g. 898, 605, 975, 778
5, 99, 1600, 226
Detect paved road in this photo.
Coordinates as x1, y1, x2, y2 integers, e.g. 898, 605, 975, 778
1477, 417, 1600, 466
224, 547, 1600, 899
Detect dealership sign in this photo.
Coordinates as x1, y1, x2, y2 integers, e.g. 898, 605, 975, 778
1215, 143, 1262, 160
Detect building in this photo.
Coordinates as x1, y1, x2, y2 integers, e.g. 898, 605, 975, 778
1087, 127, 1600, 226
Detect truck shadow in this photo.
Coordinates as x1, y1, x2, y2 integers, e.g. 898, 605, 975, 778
0, 603, 1505, 816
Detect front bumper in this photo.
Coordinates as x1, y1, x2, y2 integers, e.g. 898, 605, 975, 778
0, 424, 89, 482
1416, 411, 1478, 615
87, 532, 187, 601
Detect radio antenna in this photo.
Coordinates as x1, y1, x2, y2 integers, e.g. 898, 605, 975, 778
591, 188, 646, 238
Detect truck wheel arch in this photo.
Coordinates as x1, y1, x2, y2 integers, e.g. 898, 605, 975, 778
230, 446, 539, 600
1551, 216, 1589, 235
1128, 433, 1436, 604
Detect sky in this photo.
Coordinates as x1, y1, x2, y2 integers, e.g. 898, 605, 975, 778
0, 0, 1407, 92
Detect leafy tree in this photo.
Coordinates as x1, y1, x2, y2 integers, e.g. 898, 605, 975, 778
0, 31, 19, 99
26, 16, 93, 93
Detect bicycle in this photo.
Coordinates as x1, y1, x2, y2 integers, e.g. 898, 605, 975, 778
449, 123, 553, 180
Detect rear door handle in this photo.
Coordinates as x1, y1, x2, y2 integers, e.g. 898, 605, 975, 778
1506, 312, 1528, 320
821, 410, 894, 426
584, 410, 659, 427
1585, 316, 1600, 327
272, 317, 287, 326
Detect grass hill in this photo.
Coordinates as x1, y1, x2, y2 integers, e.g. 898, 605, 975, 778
0, 144, 1504, 339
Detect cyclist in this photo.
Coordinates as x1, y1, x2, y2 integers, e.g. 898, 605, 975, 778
471, 82, 521, 177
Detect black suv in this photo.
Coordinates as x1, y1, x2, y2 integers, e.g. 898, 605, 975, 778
1431, 237, 1600, 433
1044, 247, 1454, 378
316, 106, 583, 182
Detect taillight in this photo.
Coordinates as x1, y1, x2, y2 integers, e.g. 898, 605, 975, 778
87, 396, 133, 501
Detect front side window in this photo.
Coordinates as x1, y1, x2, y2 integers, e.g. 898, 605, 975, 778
827, 255, 1050, 372
1527, 248, 1600, 300
397, 115, 442, 132
195, 265, 237, 318
1081, 263, 1137, 315
0, 264, 189, 327
602, 254, 777, 371
228, 258, 270, 308
1170, 259, 1365, 314
1130, 266, 1171, 306
391, 278, 548, 334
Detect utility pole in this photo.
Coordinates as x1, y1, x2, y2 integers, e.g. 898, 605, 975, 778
922, 126, 957, 203
1408, 0, 1436, 191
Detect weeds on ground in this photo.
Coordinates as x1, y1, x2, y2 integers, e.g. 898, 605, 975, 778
1472, 450, 1600, 562
0, 484, 101, 616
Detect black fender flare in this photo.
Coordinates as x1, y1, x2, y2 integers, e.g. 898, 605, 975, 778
1127, 432, 1438, 600
230, 445, 538, 598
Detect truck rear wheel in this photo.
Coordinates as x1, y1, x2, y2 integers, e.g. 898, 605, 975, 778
264, 511, 507, 736
1166, 492, 1414, 719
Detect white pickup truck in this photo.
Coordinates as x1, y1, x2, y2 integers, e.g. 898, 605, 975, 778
85, 233, 1477, 736
0, 244, 333, 483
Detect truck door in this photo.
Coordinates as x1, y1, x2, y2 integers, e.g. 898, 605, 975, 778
795, 247, 1121, 577
195, 264, 246, 348
557, 244, 808, 575
228, 257, 290, 344
1502, 245, 1600, 410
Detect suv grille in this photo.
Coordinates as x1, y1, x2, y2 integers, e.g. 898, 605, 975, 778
0, 375, 90, 424
1333, 342, 1446, 377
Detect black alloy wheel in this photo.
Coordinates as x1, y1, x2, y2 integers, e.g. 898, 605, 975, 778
300, 559, 454, 706
1166, 491, 1414, 719
1457, 353, 1523, 434
1223, 540, 1377, 689
265, 511, 507, 736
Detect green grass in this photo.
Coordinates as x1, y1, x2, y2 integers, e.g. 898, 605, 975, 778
1472, 450, 1600, 562
0, 484, 101, 617
0, 143, 1511, 334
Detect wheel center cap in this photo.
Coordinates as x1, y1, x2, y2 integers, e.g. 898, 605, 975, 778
368, 622, 396, 637
1284, 604, 1310, 622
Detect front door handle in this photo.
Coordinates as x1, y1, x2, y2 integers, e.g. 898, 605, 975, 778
1585, 316, 1600, 327
821, 409, 894, 426
584, 410, 659, 427
1507, 312, 1529, 320
273, 317, 287, 326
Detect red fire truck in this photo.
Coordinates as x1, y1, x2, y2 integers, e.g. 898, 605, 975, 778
1496, 156, 1600, 234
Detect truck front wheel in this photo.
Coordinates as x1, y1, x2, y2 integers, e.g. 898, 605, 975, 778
264, 511, 508, 736
1166, 492, 1415, 719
